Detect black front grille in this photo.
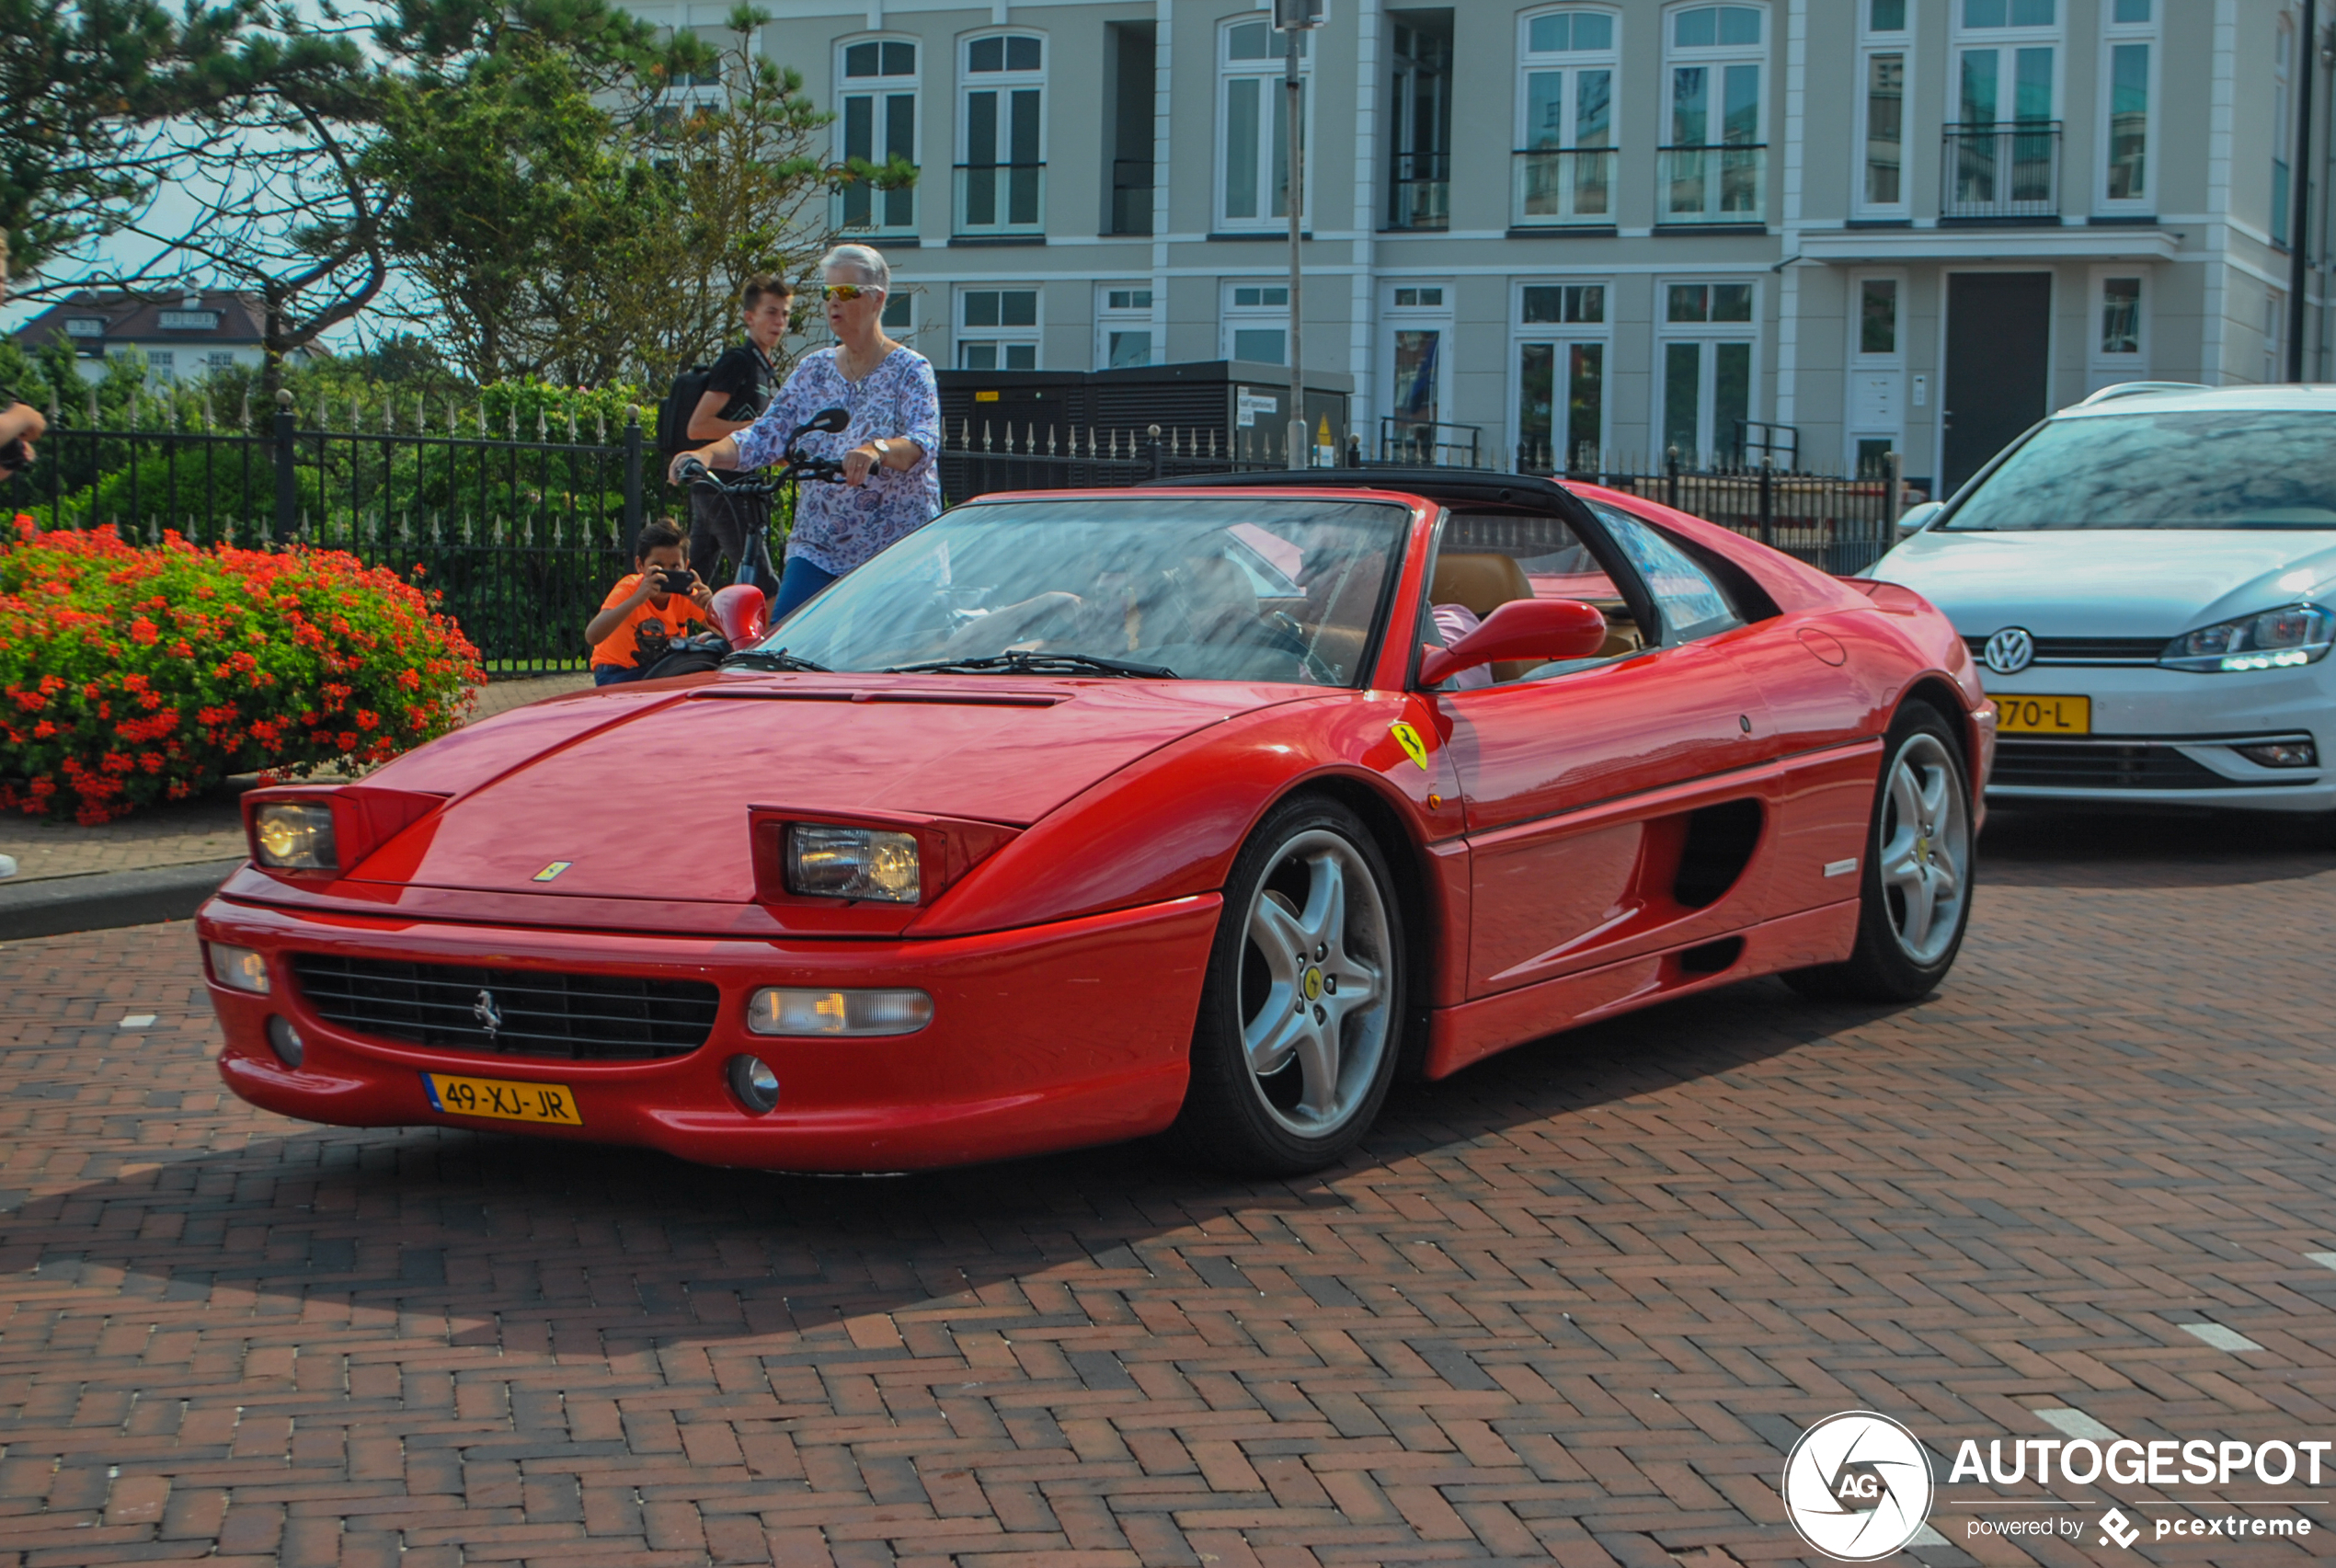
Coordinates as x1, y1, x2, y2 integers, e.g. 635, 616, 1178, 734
1965, 635, 2168, 666
290, 954, 720, 1061
1991, 739, 2271, 791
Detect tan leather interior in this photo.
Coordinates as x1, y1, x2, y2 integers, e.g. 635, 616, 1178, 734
1430, 553, 1533, 618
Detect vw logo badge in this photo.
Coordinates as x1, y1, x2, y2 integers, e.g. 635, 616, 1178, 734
1982, 626, 2035, 675
1781, 1411, 1934, 1562
472, 989, 504, 1042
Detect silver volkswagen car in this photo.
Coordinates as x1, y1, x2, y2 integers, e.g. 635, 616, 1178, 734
1872, 383, 2336, 812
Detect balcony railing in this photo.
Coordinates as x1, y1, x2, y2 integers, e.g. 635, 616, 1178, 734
1389, 151, 1449, 231
1380, 416, 1481, 468
1110, 158, 1153, 235
1657, 143, 1768, 225
1512, 148, 1620, 227
1941, 120, 2061, 222
955, 163, 1046, 236
833, 179, 915, 237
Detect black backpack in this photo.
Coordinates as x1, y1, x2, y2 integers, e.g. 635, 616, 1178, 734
658, 364, 716, 465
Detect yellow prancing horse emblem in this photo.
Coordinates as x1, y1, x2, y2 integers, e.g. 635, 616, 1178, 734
1389, 721, 1429, 772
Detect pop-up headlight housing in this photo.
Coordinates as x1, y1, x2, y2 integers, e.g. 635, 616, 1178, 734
241, 784, 450, 879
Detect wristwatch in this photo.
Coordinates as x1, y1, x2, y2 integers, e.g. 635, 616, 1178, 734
870, 438, 893, 462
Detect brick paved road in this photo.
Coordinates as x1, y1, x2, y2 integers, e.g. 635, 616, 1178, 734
4, 807, 2335, 1567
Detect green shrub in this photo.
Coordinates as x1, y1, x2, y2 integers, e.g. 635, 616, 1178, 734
0, 516, 485, 823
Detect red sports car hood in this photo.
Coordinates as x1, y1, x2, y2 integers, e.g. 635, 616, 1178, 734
349, 676, 1309, 900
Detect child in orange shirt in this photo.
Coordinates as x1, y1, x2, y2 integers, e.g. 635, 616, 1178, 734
587, 523, 718, 684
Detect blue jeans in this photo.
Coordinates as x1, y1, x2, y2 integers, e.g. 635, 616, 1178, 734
592, 663, 645, 686
769, 556, 840, 623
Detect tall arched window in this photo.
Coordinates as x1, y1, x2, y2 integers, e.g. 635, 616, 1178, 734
1660, 5, 1767, 225
957, 32, 1046, 235
1513, 8, 1620, 229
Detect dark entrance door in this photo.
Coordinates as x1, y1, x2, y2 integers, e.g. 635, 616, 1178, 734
1942, 271, 2051, 493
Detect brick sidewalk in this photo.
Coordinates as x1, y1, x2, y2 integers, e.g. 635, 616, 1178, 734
0, 675, 593, 886
2, 808, 2334, 1566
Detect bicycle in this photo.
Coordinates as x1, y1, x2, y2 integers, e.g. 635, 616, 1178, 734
674, 406, 852, 600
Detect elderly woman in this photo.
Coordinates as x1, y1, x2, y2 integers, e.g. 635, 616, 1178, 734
670, 244, 942, 619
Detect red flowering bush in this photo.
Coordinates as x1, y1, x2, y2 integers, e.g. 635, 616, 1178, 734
0, 517, 484, 823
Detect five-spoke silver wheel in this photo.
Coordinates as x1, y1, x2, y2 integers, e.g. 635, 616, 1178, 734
1238, 830, 1394, 1139
1878, 731, 1969, 966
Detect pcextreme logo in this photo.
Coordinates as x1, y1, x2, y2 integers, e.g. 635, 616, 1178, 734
1781, 1412, 1936, 1562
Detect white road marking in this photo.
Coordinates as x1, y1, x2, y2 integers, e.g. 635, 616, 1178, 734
1824, 858, 1860, 877
2178, 1322, 2262, 1353
2035, 1408, 2118, 1441
1910, 1525, 1952, 1548
2305, 1252, 2336, 1272
119, 1014, 156, 1029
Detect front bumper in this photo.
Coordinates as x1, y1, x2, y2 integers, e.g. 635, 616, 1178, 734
1976, 662, 2335, 812
195, 891, 1219, 1172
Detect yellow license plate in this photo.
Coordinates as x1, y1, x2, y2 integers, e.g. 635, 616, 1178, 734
422, 1072, 584, 1126
1996, 694, 2091, 735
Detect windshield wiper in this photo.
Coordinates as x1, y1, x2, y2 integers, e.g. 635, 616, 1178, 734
886, 650, 1178, 679
721, 646, 831, 672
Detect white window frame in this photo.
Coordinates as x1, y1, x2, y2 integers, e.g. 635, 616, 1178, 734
1948, 0, 2064, 127
835, 34, 921, 235
1659, 4, 1769, 226
1380, 280, 1456, 460
957, 30, 1048, 235
1094, 283, 1155, 370
2092, 0, 2157, 215
1220, 280, 1295, 365
1853, 1, 1913, 220
1845, 271, 1907, 470
1654, 275, 1761, 465
1513, 8, 1622, 229
1213, 17, 1314, 234
955, 284, 1043, 371
1510, 279, 1613, 473
2273, 16, 2296, 248
2084, 268, 2147, 392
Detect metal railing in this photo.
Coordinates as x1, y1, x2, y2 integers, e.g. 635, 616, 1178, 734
1512, 147, 1619, 227
1110, 158, 1154, 235
1657, 143, 1768, 224
955, 163, 1046, 235
1517, 445, 1898, 575
1389, 151, 1450, 231
937, 418, 1281, 503
1380, 417, 1481, 468
1941, 120, 2061, 221
2, 396, 657, 674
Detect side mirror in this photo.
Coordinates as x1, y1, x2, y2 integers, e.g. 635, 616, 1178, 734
710, 583, 770, 647
1418, 598, 1609, 687
1895, 500, 1945, 538
798, 405, 851, 437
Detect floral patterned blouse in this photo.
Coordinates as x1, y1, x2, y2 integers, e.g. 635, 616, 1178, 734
733, 345, 943, 577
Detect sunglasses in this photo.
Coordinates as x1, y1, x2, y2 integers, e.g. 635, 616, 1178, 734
823, 284, 884, 302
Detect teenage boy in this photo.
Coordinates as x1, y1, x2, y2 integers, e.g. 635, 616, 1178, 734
587, 523, 717, 685
684, 274, 792, 591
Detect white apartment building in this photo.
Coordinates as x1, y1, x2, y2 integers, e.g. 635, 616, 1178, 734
643, 0, 2323, 493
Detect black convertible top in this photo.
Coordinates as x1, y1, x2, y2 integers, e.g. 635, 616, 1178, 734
1136, 466, 1592, 520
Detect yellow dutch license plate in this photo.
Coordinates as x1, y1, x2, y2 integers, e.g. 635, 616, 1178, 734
1996, 694, 2091, 735
422, 1072, 584, 1127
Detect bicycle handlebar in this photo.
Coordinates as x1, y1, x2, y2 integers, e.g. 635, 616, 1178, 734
677, 448, 845, 495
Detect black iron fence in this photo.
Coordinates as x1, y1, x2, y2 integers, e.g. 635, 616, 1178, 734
2, 394, 655, 675
1520, 447, 1902, 576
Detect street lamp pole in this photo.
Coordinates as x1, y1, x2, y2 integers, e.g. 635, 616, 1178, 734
1277, 0, 1322, 467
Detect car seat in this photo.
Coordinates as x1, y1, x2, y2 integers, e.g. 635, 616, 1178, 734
1429, 552, 1540, 682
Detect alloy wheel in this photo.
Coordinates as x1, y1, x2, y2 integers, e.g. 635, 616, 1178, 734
1236, 829, 1395, 1139
1878, 732, 1970, 966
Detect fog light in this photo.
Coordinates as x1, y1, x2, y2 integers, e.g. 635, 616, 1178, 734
727, 1054, 780, 1114
205, 942, 270, 994
265, 1015, 304, 1068
2235, 739, 2319, 769
745, 988, 933, 1037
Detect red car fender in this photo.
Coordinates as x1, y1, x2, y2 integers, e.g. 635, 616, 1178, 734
910, 690, 1465, 940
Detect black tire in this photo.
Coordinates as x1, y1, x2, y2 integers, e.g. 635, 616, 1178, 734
1786, 704, 1975, 1003
1170, 795, 1407, 1174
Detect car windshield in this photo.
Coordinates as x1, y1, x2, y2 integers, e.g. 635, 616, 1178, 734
1945, 410, 2336, 530
753, 497, 1410, 684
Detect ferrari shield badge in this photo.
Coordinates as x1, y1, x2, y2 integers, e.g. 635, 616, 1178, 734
1389, 721, 1429, 772
532, 861, 572, 882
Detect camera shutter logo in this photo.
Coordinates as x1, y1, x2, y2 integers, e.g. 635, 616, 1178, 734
1781, 1412, 1934, 1562
1983, 626, 2035, 675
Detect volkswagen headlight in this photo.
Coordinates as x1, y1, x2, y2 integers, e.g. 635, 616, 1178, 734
2159, 604, 2335, 672
251, 803, 338, 869
785, 824, 922, 903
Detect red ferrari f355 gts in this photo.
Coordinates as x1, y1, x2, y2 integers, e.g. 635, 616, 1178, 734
197, 471, 1992, 1174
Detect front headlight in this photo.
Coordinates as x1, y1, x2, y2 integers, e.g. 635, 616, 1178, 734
2159, 603, 2335, 672
746, 988, 933, 1036
785, 824, 922, 903
204, 942, 271, 994
252, 803, 338, 869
